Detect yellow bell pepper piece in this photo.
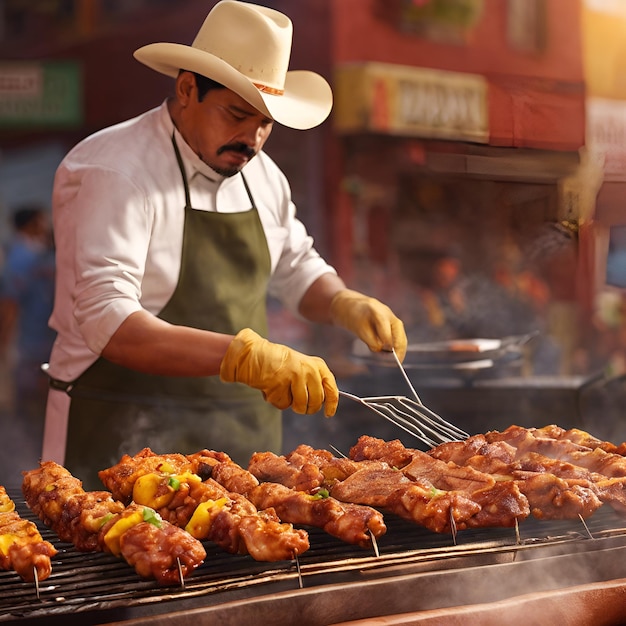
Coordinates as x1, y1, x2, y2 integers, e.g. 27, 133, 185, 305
103, 511, 143, 556
0, 497, 15, 514
174, 471, 202, 485
158, 461, 177, 474
133, 474, 175, 510
0, 533, 16, 556
185, 497, 229, 539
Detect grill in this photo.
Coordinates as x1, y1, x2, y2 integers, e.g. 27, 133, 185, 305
4, 489, 626, 625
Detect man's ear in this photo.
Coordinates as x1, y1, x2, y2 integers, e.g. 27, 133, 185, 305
175, 71, 195, 106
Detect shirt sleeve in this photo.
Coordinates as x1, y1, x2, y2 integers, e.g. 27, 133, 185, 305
58, 165, 150, 355
259, 160, 337, 316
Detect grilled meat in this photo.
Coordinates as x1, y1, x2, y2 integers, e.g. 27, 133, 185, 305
101, 450, 310, 561
0, 486, 57, 582
22, 462, 206, 584
485, 425, 626, 477
248, 481, 386, 548
98, 449, 190, 504
329, 468, 483, 534
106, 448, 384, 550
248, 445, 389, 493
430, 433, 607, 519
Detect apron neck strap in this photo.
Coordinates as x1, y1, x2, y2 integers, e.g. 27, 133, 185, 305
171, 133, 254, 209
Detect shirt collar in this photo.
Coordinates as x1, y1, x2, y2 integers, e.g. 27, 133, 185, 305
160, 101, 225, 185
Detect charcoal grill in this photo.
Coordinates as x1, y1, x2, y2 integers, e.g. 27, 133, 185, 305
4, 489, 626, 625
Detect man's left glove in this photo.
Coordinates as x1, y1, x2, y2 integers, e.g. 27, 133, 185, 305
330, 289, 407, 361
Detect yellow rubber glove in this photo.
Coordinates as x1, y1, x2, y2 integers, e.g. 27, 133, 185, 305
220, 328, 338, 417
330, 289, 408, 362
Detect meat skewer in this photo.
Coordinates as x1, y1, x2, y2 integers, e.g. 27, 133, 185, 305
0, 485, 57, 583
99, 450, 310, 561
428, 433, 611, 520
22, 462, 206, 585
187, 450, 387, 549
101, 447, 385, 550
131, 469, 310, 561
249, 443, 530, 534
484, 425, 626, 477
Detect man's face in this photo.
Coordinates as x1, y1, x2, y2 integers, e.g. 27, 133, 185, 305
179, 77, 274, 177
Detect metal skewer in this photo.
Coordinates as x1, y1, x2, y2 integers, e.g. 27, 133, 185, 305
329, 444, 348, 459
33, 567, 40, 600
177, 557, 185, 589
294, 552, 303, 589
578, 514, 594, 539
369, 530, 380, 558
449, 509, 458, 545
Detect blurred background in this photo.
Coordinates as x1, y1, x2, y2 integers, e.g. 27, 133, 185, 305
2, 0, 626, 481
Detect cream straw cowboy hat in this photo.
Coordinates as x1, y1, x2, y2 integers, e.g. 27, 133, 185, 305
134, 0, 333, 130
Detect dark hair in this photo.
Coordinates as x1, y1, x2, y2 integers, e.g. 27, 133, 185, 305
193, 72, 226, 101
13, 206, 44, 231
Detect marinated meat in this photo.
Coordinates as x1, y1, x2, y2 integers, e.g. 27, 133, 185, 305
22, 462, 206, 584
0, 486, 57, 582
248, 481, 386, 548
131, 470, 310, 560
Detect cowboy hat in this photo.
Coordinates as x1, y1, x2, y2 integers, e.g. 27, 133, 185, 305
133, 0, 332, 130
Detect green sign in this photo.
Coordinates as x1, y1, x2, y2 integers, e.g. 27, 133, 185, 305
0, 60, 82, 128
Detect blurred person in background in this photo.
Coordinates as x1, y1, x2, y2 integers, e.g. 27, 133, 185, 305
0, 204, 56, 456
43, 0, 406, 488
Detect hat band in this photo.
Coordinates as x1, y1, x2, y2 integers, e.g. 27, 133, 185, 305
253, 82, 284, 96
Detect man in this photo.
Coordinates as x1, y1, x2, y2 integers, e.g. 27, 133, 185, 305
43, 0, 406, 489
0, 206, 55, 443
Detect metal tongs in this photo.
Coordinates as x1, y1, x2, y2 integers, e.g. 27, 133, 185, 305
339, 349, 469, 448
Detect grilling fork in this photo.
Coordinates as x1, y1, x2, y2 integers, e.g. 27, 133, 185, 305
339, 349, 469, 448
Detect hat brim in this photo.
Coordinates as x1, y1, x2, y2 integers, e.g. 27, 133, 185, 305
134, 43, 332, 130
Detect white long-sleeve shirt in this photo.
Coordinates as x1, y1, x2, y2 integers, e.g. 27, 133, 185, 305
47, 101, 336, 382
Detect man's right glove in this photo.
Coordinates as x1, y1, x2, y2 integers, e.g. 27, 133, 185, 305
330, 289, 407, 361
220, 328, 338, 417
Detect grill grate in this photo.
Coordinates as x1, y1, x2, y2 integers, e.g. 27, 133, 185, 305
3, 489, 626, 624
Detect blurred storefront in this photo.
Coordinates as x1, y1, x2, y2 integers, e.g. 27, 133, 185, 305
582, 0, 626, 375
327, 0, 587, 378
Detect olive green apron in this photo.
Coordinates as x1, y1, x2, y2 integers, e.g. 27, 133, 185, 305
64, 136, 280, 489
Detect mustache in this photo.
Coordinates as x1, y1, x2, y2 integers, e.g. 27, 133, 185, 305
217, 143, 256, 159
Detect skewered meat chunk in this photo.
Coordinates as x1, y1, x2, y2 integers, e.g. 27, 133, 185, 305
188, 448, 387, 547
249, 439, 529, 533
248, 481, 386, 548
22, 462, 206, 584
188, 449, 260, 494
248, 450, 325, 492
430, 433, 606, 519
98, 449, 190, 504
248, 445, 390, 493
0, 486, 57, 582
533, 425, 620, 453
485, 425, 626, 477
102, 452, 310, 561
99, 503, 206, 585
22, 463, 124, 551
329, 468, 482, 534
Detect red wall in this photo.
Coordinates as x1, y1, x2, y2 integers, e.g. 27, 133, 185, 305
330, 0, 585, 150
